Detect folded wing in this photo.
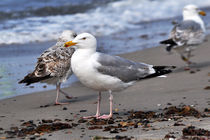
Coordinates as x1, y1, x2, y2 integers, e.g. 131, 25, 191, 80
96, 53, 174, 83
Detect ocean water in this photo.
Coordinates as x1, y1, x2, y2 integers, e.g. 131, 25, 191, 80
0, 0, 210, 45
0, 0, 210, 100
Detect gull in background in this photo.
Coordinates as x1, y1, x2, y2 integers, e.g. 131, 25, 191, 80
65, 33, 175, 119
160, 4, 206, 68
19, 30, 77, 105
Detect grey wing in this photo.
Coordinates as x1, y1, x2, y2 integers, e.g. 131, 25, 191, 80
170, 20, 205, 46
96, 53, 154, 83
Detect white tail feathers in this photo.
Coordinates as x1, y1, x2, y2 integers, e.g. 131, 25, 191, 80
158, 75, 167, 78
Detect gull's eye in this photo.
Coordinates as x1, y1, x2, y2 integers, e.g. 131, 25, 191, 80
82, 37, 86, 40
73, 33, 77, 38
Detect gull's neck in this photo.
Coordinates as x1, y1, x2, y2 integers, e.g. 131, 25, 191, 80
74, 48, 96, 58
56, 41, 65, 46
183, 14, 205, 31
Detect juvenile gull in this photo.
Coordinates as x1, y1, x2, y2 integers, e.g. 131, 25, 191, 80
65, 33, 175, 119
160, 4, 206, 68
19, 30, 77, 105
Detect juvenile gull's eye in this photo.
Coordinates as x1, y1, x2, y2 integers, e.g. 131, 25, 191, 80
73, 33, 77, 38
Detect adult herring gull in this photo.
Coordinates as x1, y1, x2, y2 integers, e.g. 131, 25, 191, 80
19, 30, 77, 105
160, 4, 206, 68
65, 33, 175, 119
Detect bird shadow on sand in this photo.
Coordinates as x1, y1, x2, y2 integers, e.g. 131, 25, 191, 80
173, 61, 210, 73
36, 94, 97, 109
63, 93, 97, 104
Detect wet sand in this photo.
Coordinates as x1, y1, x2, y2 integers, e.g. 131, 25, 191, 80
0, 35, 210, 139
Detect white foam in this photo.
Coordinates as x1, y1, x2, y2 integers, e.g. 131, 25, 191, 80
0, 0, 210, 45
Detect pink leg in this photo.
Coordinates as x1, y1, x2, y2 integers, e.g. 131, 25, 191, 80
83, 92, 101, 119
55, 83, 69, 105
95, 92, 101, 117
97, 90, 113, 119
181, 53, 193, 70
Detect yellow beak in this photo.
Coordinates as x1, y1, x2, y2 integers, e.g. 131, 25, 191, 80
64, 41, 77, 47
199, 11, 206, 16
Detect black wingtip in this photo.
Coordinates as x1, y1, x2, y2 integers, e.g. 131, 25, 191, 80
142, 65, 176, 79
18, 73, 51, 86
18, 79, 26, 84
153, 66, 176, 72
160, 39, 177, 52
160, 40, 167, 44
160, 39, 175, 44
153, 65, 176, 69
18, 76, 32, 86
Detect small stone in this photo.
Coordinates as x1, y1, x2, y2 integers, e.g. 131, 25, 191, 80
71, 123, 79, 127
110, 129, 119, 133
30, 137, 37, 140
204, 86, 210, 90
190, 71, 195, 74
167, 103, 172, 105
34, 133, 40, 136
114, 108, 119, 112
78, 119, 87, 123
79, 110, 87, 112
63, 107, 67, 110
54, 119, 61, 122
134, 124, 138, 128
42, 119, 53, 123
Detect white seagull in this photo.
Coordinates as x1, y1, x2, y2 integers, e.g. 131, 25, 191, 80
19, 30, 77, 105
160, 4, 206, 68
65, 33, 175, 119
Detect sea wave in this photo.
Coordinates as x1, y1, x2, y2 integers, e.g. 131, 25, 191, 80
0, 0, 116, 20
0, 0, 210, 45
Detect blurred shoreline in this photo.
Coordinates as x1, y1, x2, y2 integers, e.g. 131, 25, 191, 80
1, 0, 210, 45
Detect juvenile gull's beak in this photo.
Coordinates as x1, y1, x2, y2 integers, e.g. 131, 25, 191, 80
199, 11, 206, 16
65, 41, 77, 47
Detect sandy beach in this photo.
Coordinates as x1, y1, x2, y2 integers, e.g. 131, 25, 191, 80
0, 34, 210, 139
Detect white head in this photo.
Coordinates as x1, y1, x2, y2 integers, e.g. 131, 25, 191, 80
64, 33, 97, 51
183, 4, 206, 20
57, 30, 77, 43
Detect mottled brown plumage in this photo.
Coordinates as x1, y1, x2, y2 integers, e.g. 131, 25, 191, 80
19, 30, 77, 104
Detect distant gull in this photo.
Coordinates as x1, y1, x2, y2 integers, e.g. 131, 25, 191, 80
19, 30, 77, 105
65, 33, 175, 119
160, 4, 206, 68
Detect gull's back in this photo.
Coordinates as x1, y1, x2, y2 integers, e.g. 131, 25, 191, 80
170, 20, 205, 46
